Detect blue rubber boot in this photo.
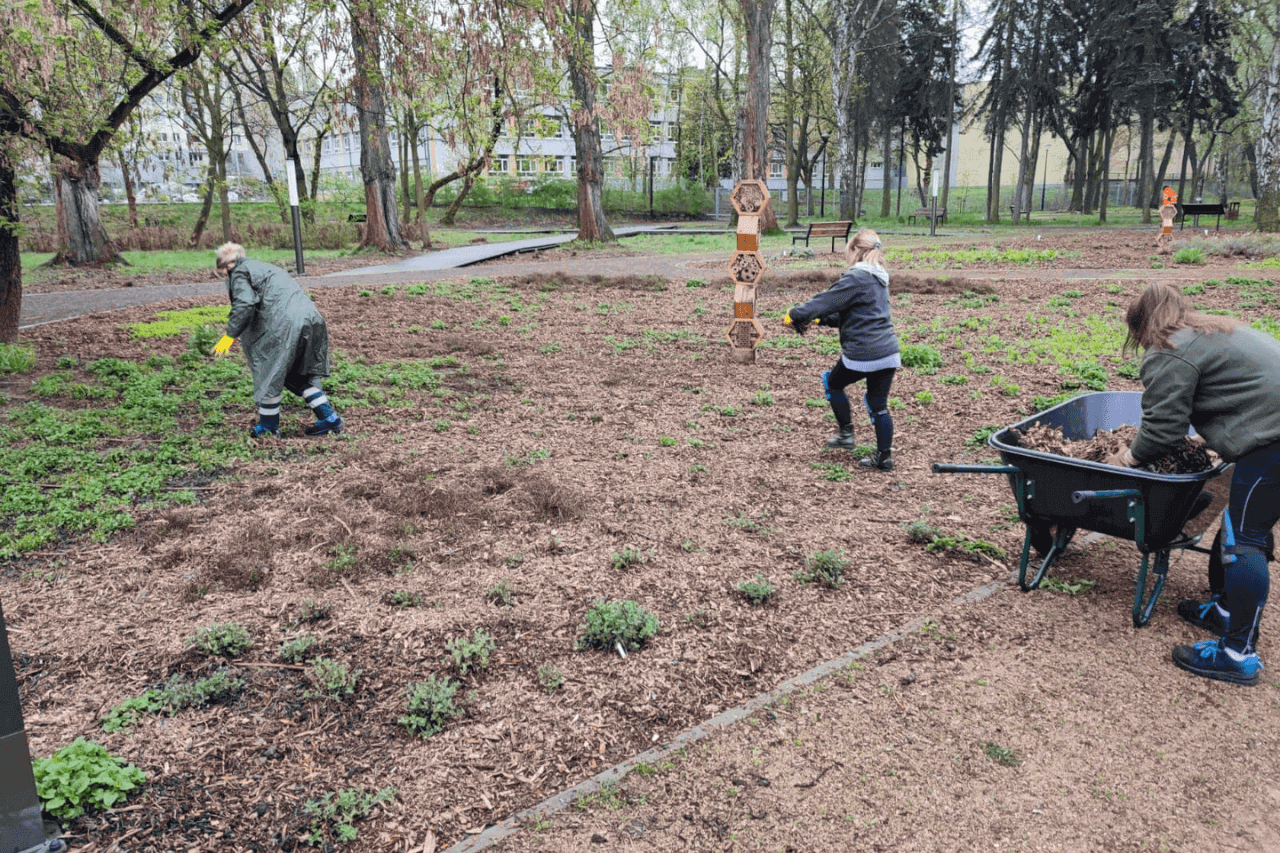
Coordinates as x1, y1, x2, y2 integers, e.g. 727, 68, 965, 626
1171, 638, 1263, 686
304, 414, 344, 437
1176, 596, 1228, 635
249, 411, 279, 438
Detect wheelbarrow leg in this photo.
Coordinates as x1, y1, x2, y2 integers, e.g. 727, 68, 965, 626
1132, 549, 1170, 627
1019, 524, 1076, 591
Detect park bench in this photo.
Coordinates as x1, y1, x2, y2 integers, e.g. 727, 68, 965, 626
908, 206, 946, 226
1178, 202, 1226, 231
348, 212, 367, 238
791, 220, 853, 253
1226, 201, 1240, 220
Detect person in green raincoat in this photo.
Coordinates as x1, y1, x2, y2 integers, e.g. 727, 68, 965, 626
212, 243, 344, 438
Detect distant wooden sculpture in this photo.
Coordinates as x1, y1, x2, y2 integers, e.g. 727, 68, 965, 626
1157, 186, 1178, 247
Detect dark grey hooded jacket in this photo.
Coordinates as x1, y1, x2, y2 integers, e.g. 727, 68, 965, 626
788, 261, 899, 363
224, 258, 330, 403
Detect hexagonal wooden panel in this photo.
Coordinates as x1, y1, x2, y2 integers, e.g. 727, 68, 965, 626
729, 181, 770, 216
726, 317, 764, 350
727, 251, 765, 286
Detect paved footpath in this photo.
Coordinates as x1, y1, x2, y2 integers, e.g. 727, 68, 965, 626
17, 232, 1236, 329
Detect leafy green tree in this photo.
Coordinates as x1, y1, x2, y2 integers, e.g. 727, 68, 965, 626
0, 0, 253, 342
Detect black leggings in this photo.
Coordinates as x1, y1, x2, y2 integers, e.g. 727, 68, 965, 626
823, 362, 896, 453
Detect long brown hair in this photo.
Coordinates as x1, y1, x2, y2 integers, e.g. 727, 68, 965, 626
1122, 281, 1242, 356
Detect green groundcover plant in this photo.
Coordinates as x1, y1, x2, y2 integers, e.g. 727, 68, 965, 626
32, 737, 147, 821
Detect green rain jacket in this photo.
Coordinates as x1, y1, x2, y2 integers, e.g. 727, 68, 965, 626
224, 258, 330, 404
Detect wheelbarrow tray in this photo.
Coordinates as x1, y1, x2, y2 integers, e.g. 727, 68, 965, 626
990, 391, 1228, 550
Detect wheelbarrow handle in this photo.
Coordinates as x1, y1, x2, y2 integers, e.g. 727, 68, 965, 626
932, 463, 1020, 475
1072, 488, 1142, 504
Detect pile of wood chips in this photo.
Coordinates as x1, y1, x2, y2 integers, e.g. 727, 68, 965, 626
1011, 423, 1215, 474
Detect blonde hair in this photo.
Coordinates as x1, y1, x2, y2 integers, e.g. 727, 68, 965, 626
1122, 281, 1241, 356
846, 228, 886, 267
215, 242, 246, 271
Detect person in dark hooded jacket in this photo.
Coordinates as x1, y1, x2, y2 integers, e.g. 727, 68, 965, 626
784, 228, 900, 470
213, 243, 343, 438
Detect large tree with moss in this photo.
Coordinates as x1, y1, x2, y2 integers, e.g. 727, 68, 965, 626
0, 0, 253, 343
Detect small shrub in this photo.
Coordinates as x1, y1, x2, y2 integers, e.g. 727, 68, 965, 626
486, 578, 515, 607
291, 600, 332, 627
186, 324, 222, 357
900, 343, 944, 371
306, 658, 360, 699
303, 786, 397, 846
279, 634, 318, 663
0, 342, 37, 375
609, 545, 646, 570
902, 519, 943, 544
401, 676, 465, 737
1182, 282, 1205, 295
101, 691, 166, 733
447, 629, 495, 675
735, 573, 776, 606
983, 742, 1021, 767
915, 390, 934, 405
1173, 247, 1205, 265
386, 589, 423, 608
537, 664, 564, 693
795, 549, 849, 589
33, 738, 147, 821
187, 622, 253, 657
967, 425, 1001, 448
576, 599, 659, 652
161, 670, 245, 709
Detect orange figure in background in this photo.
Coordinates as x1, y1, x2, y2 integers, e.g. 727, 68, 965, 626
1157, 186, 1178, 247
1162, 186, 1178, 207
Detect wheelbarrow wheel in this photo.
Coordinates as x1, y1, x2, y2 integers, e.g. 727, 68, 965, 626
1029, 522, 1055, 558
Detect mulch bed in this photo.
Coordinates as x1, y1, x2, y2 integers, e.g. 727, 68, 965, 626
3, 227, 1277, 852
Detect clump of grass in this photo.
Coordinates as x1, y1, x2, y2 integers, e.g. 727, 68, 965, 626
186, 623, 253, 657
305, 658, 360, 700
1173, 247, 1205, 265
576, 600, 659, 652
735, 573, 776, 606
537, 665, 564, 693
794, 549, 849, 589
0, 342, 37, 375
400, 676, 465, 737
982, 742, 1021, 767
609, 545, 646, 570
278, 634, 318, 663
447, 629, 495, 676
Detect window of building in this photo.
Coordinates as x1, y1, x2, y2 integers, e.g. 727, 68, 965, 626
665, 122, 676, 142
517, 156, 535, 176
491, 155, 511, 174
869, 161, 883, 169
769, 159, 785, 179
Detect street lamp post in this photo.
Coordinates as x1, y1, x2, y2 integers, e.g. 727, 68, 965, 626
819, 134, 829, 218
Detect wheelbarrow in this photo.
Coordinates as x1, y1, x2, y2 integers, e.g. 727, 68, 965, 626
933, 391, 1230, 627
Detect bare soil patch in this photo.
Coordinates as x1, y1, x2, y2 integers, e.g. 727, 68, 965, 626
4, 231, 1279, 853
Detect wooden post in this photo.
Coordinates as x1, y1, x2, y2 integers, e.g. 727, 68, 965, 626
727, 180, 771, 364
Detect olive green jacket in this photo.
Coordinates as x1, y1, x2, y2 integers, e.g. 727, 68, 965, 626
224, 258, 330, 403
1131, 325, 1280, 463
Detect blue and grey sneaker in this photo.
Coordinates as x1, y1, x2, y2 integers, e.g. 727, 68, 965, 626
1176, 597, 1228, 635
1172, 639, 1263, 686
249, 422, 279, 438
304, 414, 344, 437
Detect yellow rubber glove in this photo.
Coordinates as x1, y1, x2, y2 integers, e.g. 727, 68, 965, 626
213, 336, 236, 357
783, 312, 793, 325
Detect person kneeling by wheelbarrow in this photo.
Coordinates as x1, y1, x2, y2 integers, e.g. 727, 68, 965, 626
212, 242, 344, 438
1107, 281, 1280, 686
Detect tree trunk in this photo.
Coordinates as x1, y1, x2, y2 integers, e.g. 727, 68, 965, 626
566, 0, 614, 242
119, 152, 138, 229
1138, 105, 1155, 223
1099, 125, 1114, 223
351, 1, 407, 252
881, 123, 893, 218
0, 158, 21, 343
440, 174, 473, 226
1252, 28, 1280, 231
188, 163, 217, 249
51, 159, 121, 266
742, 0, 779, 231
